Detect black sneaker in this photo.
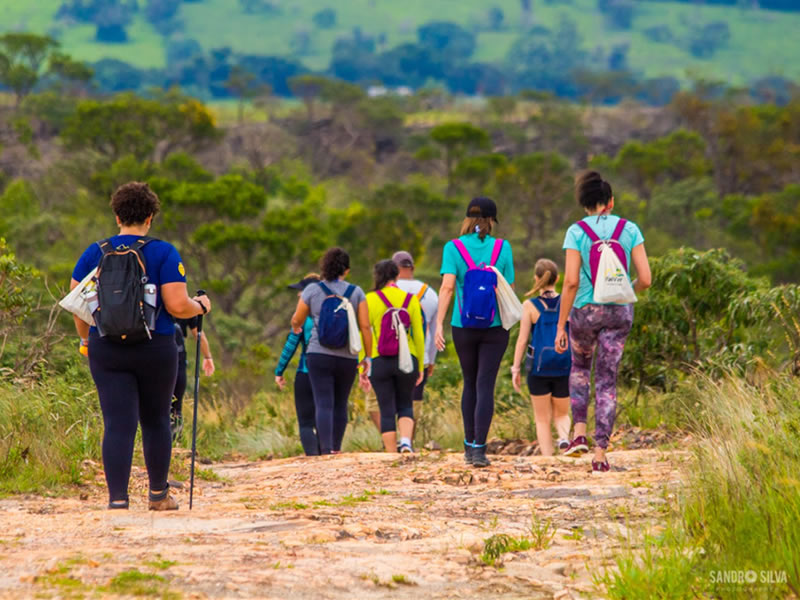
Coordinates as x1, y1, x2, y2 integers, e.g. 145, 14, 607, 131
170, 409, 183, 444
464, 441, 474, 465
472, 444, 491, 468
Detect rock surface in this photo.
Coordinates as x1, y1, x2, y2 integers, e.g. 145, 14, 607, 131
0, 448, 683, 599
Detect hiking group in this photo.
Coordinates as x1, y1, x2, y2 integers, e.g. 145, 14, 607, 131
67, 170, 650, 510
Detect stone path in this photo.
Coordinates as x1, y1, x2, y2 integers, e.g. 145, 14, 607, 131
0, 448, 683, 599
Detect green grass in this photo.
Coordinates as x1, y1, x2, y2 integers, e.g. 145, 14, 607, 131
0, 376, 101, 496
596, 374, 800, 599
1, 0, 798, 84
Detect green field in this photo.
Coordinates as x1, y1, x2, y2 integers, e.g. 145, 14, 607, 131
1, 0, 798, 82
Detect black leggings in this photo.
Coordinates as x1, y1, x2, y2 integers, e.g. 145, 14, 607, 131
306, 354, 358, 454
88, 333, 178, 503
294, 371, 319, 456
173, 352, 187, 414
452, 326, 510, 446
369, 357, 417, 433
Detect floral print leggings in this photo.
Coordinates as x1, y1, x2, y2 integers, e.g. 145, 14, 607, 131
568, 304, 634, 449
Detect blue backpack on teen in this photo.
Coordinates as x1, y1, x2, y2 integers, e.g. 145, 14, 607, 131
452, 238, 504, 329
317, 282, 355, 349
527, 295, 571, 377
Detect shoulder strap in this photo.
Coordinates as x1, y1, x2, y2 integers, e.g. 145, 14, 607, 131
452, 239, 477, 270
343, 284, 356, 299
375, 289, 393, 309
490, 239, 503, 267
318, 281, 334, 296
402, 292, 413, 309
530, 297, 545, 313
130, 237, 154, 252
610, 218, 628, 242
416, 283, 429, 300
576, 221, 601, 243
97, 239, 113, 255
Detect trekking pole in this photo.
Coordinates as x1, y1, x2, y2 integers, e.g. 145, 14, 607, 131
189, 289, 206, 511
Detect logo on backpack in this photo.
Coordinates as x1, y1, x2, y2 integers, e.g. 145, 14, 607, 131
527, 296, 571, 377
375, 290, 412, 357
452, 238, 504, 329
576, 219, 637, 305
317, 282, 356, 349
92, 237, 157, 343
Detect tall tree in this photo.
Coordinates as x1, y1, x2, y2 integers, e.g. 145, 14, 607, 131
0, 34, 59, 106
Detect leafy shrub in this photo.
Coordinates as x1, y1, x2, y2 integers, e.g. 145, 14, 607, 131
312, 8, 337, 29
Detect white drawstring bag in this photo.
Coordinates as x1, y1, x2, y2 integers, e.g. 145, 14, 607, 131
594, 242, 637, 304
339, 296, 362, 355
58, 267, 97, 325
394, 311, 414, 374
491, 266, 523, 330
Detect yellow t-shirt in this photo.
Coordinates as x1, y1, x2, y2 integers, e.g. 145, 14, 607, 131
366, 286, 425, 365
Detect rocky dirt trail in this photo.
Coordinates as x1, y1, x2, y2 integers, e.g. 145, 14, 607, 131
0, 444, 685, 599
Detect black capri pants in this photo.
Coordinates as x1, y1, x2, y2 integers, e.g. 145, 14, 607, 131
294, 371, 320, 456
369, 356, 418, 433
452, 326, 510, 446
88, 332, 178, 503
306, 353, 358, 454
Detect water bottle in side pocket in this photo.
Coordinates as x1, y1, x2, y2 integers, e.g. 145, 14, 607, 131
143, 283, 157, 330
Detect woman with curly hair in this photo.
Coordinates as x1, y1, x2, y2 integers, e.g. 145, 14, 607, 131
70, 182, 211, 510
291, 248, 372, 454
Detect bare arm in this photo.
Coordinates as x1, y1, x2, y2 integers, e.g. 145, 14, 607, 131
555, 249, 581, 353
357, 300, 373, 359
631, 244, 652, 292
512, 301, 534, 371
290, 298, 310, 334
189, 327, 215, 376
162, 282, 210, 319
435, 274, 456, 351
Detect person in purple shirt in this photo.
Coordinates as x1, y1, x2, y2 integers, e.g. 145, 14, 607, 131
70, 182, 211, 511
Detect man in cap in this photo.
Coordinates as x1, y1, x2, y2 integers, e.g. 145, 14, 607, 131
392, 251, 439, 408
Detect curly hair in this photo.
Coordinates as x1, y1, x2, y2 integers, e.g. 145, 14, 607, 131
575, 170, 613, 211
110, 182, 161, 226
373, 259, 399, 291
320, 247, 350, 281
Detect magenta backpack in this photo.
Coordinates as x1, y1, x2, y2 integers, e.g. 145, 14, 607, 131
375, 289, 412, 356
576, 219, 629, 286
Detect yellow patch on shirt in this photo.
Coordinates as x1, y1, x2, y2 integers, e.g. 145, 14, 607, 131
178, 262, 186, 277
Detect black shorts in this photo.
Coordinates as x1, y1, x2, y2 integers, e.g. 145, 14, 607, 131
413, 369, 429, 401
527, 374, 569, 398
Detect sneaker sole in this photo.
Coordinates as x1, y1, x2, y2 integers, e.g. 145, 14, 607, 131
564, 445, 589, 456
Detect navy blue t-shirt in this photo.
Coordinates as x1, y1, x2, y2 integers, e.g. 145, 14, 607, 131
72, 235, 187, 336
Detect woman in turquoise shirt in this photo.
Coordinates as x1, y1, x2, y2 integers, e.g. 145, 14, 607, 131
554, 171, 651, 472
275, 274, 320, 456
435, 197, 515, 468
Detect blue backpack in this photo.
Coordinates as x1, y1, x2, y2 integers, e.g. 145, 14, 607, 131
317, 282, 355, 349
452, 238, 504, 329
528, 295, 571, 377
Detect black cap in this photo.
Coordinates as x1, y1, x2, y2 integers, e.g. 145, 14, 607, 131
288, 276, 320, 291
466, 197, 498, 222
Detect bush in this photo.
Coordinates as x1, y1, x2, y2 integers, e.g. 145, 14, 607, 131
597, 0, 636, 29
688, 21, 731, 58
312, 8, 337, 29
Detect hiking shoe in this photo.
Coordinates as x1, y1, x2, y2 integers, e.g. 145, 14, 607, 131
464, 441, 474, 465
592, 459, 610, 472
471, 444, 491, 468
170, 410, 183, 444
108, 499, 129, 510
564, 436, 589, 457
399, 443, 414, 454
148, 487, 179, 511
557, 439, 570, 452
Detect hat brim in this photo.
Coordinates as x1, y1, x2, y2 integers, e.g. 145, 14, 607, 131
287, 283, 305, 290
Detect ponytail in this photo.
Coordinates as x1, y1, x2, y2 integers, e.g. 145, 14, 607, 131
524, 259, 560, 297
